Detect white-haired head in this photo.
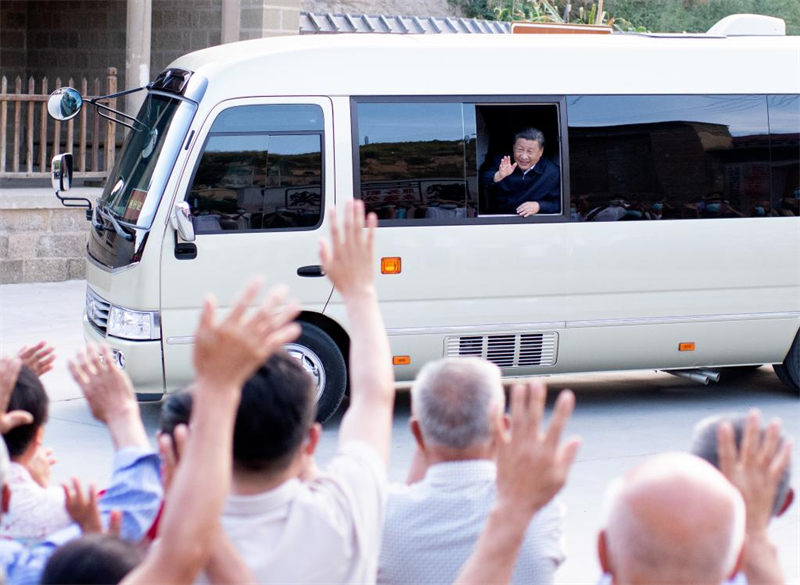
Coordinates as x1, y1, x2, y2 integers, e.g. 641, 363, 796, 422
410, 358, 504, 450
600, 452, 745, 585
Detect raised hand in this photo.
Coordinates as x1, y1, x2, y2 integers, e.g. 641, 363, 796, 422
717, 409, 793, 533
192, 280, 301, 392
495, 380, 581, 514
68, 344, 137, 424
717, 409, 792, 585
455, 380, 581, 585
157, 424, 188, 495
67, 344, 148, 449
494, 155, 517, 182
319, 200, 377, 299
17, 341, 56, 376
0, 357, 34, 434
63, 477, 122, 536
28, 445, 56, 488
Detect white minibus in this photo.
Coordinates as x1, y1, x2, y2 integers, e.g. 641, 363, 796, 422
49, 14, 800, 420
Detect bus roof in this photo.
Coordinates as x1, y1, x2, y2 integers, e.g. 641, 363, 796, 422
169, 31, 800, 98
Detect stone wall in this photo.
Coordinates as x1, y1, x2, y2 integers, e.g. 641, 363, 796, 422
0, 188, 97, 284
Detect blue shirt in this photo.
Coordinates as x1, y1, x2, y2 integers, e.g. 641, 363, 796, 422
0, 447, 162, 585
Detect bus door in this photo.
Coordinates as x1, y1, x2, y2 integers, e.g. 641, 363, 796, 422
159, 97, 335, 388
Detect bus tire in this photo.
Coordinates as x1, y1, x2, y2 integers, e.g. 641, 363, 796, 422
285, 322, 347, 423
776, 331, 800, 394
774, 364, 799, 393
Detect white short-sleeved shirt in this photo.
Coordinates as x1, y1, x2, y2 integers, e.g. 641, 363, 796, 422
0, 462, 72, 544
213, 441, 387, 585
378, 459, 565, 585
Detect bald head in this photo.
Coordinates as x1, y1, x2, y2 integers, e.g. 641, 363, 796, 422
600, 452, 745, 585
410, 358, 504, 451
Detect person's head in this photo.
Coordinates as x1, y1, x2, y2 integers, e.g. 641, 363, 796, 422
409, 358, 505, 459
512, 127, 545, 172
691, 413, 794, 517
159, 389, 193, 438
233, 350, 317, 477
3, 365, 48, 460
40, 533, 143, 584
598, 452, 745, 585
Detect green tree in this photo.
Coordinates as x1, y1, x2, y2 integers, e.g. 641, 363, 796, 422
605, 0, 800, 34
448, 0, 799, 34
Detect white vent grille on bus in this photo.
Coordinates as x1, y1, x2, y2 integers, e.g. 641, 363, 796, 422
445, 332, 558, 368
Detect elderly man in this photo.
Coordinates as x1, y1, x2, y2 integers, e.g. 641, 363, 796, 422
598, 452, 746, 585
378, 358, 566, 585
481, 127, 561, 217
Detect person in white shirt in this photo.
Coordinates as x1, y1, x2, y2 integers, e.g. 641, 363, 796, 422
201, 200, 395, 585
378, 358, 566, 585
0, 365, 71, 543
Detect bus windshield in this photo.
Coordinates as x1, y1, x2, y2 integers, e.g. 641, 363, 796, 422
98, 93, 194, 229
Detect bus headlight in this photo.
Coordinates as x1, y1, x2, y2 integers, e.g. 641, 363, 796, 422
107, 306, 160, 340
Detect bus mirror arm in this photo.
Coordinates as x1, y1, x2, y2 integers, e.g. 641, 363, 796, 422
51, 153, 93, 220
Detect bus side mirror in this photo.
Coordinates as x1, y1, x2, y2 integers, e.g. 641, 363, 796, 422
51, 153, 73, 192
47, 87, 83, 121
171, 201, 195, 242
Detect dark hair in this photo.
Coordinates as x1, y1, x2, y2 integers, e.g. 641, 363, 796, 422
3, 365, 48, 458
40, 534, 143, 584
159, 390, 193, 437
690, 413, 792, 516
233, 351, 316, 475
514, 127, 545, 148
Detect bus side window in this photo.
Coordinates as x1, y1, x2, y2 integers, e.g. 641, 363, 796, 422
355, 101, 477, 221
187, 104, 324, 233
567, 95, 773, 221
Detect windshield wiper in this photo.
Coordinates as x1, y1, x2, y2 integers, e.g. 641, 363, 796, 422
94, 205, 146, 241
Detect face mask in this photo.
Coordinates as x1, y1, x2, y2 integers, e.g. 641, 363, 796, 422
627, 210, 643, 219
652, 203, 663, 212
706, 203, 721, 213
754, 206, 766, 216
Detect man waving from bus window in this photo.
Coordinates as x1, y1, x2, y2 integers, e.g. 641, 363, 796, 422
481, 128, 560, 217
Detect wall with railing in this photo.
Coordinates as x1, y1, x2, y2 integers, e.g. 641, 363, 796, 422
1, 67, 119, 181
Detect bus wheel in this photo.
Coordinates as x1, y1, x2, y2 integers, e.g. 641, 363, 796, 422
773, 364, 799, 393
775, 331, 800, 394
285, 322, 347, 423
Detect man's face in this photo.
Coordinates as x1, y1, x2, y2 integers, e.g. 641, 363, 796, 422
512, 138, 543, 171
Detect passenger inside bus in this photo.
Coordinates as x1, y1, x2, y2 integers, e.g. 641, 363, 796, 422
479, 127, 561, 217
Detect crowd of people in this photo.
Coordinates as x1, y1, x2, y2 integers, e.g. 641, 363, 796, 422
0, 200, 794, 585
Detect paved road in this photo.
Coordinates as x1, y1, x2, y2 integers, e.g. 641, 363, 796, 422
1, 279, 798, 584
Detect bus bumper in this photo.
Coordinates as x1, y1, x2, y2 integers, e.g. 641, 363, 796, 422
83, 315, 165, 400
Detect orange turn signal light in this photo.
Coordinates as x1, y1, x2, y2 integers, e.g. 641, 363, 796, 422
393, 355, 411, 366
381, 257, 402, 274
678, 342, 696, 352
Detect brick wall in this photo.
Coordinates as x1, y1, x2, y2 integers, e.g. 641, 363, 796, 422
0, 1, 27, 82
152, 0, 224, 75
241, 0, 301, 40
20, 1, 127, 90
0, 189, 95, 284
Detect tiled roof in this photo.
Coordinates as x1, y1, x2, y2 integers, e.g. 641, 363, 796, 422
299, 12, 510, 34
